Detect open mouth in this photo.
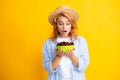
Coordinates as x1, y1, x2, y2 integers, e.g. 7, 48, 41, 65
63, 30, 67, 32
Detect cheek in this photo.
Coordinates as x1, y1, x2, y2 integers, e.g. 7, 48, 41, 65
57, 24, 62, 29
57, 26, 62, 32
68, 26, 72, 31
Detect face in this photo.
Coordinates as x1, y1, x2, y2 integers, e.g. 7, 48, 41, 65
56, 16, 72, 38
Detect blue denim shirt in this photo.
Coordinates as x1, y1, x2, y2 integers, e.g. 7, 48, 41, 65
42, 36, 89, 80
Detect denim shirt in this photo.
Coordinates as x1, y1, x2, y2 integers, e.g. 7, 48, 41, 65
42, 36, 89, 80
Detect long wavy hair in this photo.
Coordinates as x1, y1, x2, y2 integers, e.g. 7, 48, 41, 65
50, 12, 78, 41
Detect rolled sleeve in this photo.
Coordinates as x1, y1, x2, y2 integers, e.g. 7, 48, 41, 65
42, 60, 58, 75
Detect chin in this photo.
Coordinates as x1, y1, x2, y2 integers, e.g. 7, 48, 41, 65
63, 35, 69, 37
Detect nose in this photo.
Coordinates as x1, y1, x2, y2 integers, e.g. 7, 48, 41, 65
63, 24, 66, 29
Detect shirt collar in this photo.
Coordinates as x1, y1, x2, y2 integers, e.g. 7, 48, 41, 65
53, 36, 77, 44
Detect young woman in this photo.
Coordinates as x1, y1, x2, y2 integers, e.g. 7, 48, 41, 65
42, 6, 89, 80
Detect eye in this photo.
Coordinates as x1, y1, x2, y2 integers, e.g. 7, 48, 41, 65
66, 22, 71, 25
57, 22, 63, 25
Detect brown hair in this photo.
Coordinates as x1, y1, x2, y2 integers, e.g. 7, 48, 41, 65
50, 12, 78, 41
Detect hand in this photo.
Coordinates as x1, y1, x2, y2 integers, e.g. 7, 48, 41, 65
52, 49, 64, 70
55, 49, 64, 57
66, 49, 79, 67
66, 49, 74, 57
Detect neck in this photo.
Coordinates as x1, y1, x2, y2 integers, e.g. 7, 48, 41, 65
58, 35, 69, 38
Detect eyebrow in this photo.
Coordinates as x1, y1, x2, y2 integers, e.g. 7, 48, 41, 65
57, 20, 70, 23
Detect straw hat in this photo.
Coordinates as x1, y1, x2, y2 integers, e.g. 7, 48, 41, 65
48, 6, 79, 26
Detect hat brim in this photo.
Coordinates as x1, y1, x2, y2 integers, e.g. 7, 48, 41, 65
48, 6, 79, 26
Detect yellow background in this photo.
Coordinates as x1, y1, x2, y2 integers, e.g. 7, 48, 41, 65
0, 0, 120, 80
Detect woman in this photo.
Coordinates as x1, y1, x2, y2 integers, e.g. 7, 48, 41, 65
42, 6, 89, 80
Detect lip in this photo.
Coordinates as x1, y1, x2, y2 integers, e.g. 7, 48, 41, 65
63, 30, 67, 32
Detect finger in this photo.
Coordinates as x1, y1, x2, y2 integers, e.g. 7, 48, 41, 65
69, 49, 74, 57
61, 50, 65, 55
66, 49, 70, 55
68, 49, 73, 56
56, 49, 62, 56
58, 49, 64, 56
56, 49, 60, 53
57, 51, 62, 56
69, 49, 72, 53
56, 48, 58, 52
67, 52, 70, 56
73, 48, 75, 50
61, 49, 65, 55
69, 50, 72, 55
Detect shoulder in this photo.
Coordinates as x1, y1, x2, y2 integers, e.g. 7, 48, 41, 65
76, 35, 88, 48
76, 35, 87, 42
42, 38, 53, 50
43, 38, 53, 45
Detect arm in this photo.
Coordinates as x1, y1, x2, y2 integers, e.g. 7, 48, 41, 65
66, 49, 79, 67
42, 40, 57, 75
42, 40, 64, 74
52, 55, 62, 70
52, 49, 64, 70
66, 37, 89, 72
74, 37, 89, 72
